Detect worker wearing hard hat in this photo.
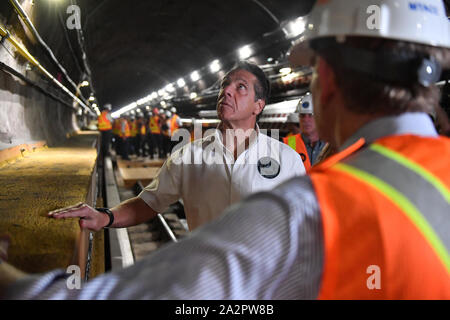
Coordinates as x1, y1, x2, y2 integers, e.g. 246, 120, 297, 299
3, 0, 449, 299
148, 107, 164, 159
97, 103, 113, 157
168, 107, 182, 153
283, 94, 327, 170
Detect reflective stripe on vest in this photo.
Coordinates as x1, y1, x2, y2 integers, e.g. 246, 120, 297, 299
119, 120, 131, 138
113, 119, 121, 135
283, 134, 311, 171
336, 144, 450, 273
98, 111, 112, 131
130, 121, 138, 137
149, 116, 161, 134
140, 123, 146, 135
170, 115, 180, 136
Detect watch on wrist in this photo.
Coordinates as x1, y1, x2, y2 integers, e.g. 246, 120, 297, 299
96, 207, 114, 228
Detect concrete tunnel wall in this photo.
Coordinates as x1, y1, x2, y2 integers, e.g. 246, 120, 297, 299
0, 43, 80, 150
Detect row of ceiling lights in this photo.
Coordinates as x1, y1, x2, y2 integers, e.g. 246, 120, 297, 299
111, 16, 306, 118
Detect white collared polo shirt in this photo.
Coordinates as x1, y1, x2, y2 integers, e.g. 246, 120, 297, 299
139, 128, 305, 230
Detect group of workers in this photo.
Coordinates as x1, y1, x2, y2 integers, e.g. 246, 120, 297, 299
98, 106, 182, 160
0, 0, 449, 299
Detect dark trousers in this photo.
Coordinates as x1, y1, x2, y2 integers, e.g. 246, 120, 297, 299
100, 130, 112, 157
150, 133, 163, 158
134, 135, 142, 156
119, 137, 130, 160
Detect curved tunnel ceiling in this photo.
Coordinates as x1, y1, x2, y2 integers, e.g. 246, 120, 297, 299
76, 0, 316, 109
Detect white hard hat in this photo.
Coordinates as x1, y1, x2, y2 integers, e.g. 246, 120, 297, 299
170, 107, 177, 113
286, 113, 300, 123
289, 0, 450, 67
104, 103, 112, 110
166, 111, 172, 117
297, 94, 313, 114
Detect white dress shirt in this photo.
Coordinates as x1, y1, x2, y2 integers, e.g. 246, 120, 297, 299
138, 126, 305, 230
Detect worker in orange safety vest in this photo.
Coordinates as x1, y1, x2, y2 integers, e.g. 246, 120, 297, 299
97, 103, 113, 157
118, 115, 131, 160
148, 108, 163, 159
283, 94, 327, 171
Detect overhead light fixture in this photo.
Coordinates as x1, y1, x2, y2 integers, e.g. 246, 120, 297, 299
177, 78, 186, 88
281, 73, 297, 84
238, 45, 252, 60
92, 103, 97, 108
158, 89, 165, 96
165, 83, 175, 93
191, 71, 200, 82
137, 97, 148, 105
111, 102, 138, 118
279, 67, 292, 75
88, 96, 95, 101
190, 92, 198, 99
210, 59, 221, 73
267, 57, 274, 62
283, 17, 306, 38
80, 81, 89, 87
160, 101, 167, 108
151, 92, 158, 99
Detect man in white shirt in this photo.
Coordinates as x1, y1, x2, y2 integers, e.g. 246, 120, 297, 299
47, 61, 305, 231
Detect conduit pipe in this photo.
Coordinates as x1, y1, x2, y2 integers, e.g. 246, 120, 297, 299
0, 24, 95, 116
8, 0, 91, 106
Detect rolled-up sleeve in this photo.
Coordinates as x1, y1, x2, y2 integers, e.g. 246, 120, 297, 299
138, 153, 182, 213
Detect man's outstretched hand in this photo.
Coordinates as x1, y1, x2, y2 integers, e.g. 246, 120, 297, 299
48, 202, 110, 232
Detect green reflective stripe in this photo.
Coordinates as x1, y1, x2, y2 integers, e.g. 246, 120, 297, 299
371, 143, 450, 204
287, 136, 297, 151
334, 163, 450, 274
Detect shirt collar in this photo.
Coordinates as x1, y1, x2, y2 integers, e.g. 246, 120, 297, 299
212, 123, 261, 145
340, 112, 438, 151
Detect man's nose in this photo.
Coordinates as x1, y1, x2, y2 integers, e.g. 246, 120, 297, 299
223, 84, 234, 97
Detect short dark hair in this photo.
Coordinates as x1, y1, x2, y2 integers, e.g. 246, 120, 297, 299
225, 61, 271, 120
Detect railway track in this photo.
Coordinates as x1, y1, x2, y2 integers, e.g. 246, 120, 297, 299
125, 181, 189, 262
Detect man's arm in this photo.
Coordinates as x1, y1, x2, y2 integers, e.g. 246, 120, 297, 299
2, 177, 323, 300
48, 197, 157, 231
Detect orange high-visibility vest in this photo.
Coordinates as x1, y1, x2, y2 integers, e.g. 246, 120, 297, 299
283, 134, 311, 171
149, 116, 161, 134
310, 135, 450, 299
113, 119, 121, 135
169, 114, 180, 136
98, 111, 112, 131
130, 120, 138, 137
139, 120, 146, 135
119, 119, 131, 138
